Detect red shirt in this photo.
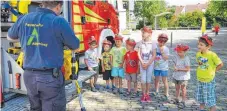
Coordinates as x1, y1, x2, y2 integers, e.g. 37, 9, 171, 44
124, 51, 139, 74
214, 26, 220, 32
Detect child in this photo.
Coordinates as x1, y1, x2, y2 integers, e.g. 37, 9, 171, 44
123, 38, 139, 96
101, 39, 114, 89
196, 34, 223, 111
110, 35, 126, 94
84, 36, 99, 92
172, 44, 190, 106
137, 26, 157, 102
153, 33, 169, 100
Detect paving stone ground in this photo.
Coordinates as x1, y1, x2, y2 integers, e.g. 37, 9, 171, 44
66, 51, 226, 111
67, 29, 227, 111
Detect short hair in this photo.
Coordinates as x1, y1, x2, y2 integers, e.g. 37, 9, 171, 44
41, 0, 63, 9
199, 37, 213, 46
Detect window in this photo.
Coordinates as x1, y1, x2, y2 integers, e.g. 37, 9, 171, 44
84, 0, 95, 5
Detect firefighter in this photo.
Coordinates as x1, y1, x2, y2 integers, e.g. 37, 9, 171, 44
7, 1, 80, 111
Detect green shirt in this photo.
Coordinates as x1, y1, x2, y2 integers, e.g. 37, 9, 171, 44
102, 52, 112, 70
110, 46, 126, 67
196, 51, 222, 82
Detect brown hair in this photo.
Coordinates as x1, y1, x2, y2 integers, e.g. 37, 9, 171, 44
41, 0, 63, 9
199, 37, 213, 46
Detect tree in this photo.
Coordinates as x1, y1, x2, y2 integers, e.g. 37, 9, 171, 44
134, 1, 167, 28
205, 0, 227, 26
178, 11, 204, 27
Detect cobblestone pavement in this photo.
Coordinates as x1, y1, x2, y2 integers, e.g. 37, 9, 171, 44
2, 29, 227, 111
66, 50, 227, 111
67, 29, 227, 111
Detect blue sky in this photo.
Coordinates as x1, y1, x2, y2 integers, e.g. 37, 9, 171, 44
165, 0, 208, 6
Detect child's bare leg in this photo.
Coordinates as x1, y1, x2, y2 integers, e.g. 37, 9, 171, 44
106, 80, 109, 86
155, 76, 160, 93
115, 77, 119, 88
111, 79, 114, 86
94, 74, 98, 85
162, 77, 169, 96
141, 83, 146, 95
175, 84, 180, 100
181, 85, 187, 102
134, 82, 138, 92
119, 78, 122, 89
146, 83, 151, 95
127, 80, 131, 92
200, 104, 205, 110
90, 77, 94, 88
210, 106, 216, 111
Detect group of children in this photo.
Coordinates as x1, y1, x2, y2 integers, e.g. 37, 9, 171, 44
84, 26, 223, 111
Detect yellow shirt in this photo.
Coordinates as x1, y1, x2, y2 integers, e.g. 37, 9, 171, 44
102, 52, 112, 70
196, 51, 222, 82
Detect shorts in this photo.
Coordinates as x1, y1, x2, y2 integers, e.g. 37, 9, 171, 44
195, 79, 216, 107
126, 73, 137, 82
111, 67, 124, 78
173, 78, 188, 86
103, 70, 114, 80
154, 70, 168, 77
140, 63, 154, 83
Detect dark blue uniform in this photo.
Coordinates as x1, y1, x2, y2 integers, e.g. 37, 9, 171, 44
8, 8, 80, 111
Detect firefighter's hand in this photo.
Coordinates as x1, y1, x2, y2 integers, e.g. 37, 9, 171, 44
73, 49, 80, 53
88, 67, 93, 71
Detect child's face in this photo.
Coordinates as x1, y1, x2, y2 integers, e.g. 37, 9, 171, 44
126, 44, 134, 51
177, 51, 185, 57
158, 41, 166, 47
89, 42, 97, 50
142, 31, 151, 41
197, 42, 210, 52
103, 45, 110, 52
115, 40, 122, 47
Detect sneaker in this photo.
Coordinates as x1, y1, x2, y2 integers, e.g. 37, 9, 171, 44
112, 85, 116, 89
105, 85, 110, 89
162, 95, 169, 101
91, 87, 97, 92
132, 91, 139, 97
113, 88, 118, 94
140, 94, 146, 102
119, 88, 123, 94
94, 84, 100, 90
146, 94, 151, 102
151, 92, 159, 97
126, 91, 131, 96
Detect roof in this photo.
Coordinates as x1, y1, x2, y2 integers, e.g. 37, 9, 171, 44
174, 3, 208, 16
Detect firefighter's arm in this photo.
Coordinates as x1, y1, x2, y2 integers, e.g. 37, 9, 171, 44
7, 16, 23, 42
56, 17, 80, 50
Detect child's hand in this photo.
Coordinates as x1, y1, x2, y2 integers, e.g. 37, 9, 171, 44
119, 63, 123, 68
88, 67, 93, 71
102, 68, 105, 72
142, 63, 149, 70
174, 66, 178, 71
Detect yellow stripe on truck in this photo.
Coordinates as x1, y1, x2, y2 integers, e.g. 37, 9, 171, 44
80, 43, 85, 51
73, 4, 80, 13
85, 15, 107, 23
73, 0, 79, 3
74, 25, 82, 33
76, 34, 84, 41
73, 15, 81, 23
84, 6, 106, 21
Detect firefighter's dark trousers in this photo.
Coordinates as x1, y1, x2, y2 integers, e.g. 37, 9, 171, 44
24, 70, 66, 111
